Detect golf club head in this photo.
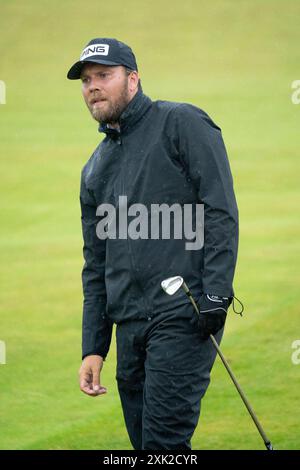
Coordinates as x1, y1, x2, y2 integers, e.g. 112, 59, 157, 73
161, 276, 184, 296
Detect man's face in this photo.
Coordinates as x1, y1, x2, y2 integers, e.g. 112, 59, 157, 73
81, 63, 133, 124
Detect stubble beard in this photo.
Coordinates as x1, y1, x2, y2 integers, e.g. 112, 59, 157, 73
89, 78, 131, 125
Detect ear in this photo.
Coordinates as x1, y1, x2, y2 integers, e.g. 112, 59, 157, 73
128, 71, 139, 92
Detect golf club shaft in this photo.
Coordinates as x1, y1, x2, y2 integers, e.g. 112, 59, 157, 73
208, 333, 273, 450
183, 285, 273, 450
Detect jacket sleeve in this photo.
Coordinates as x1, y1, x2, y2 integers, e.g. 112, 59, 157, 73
80, 167, 113, 361
176, 104, 239, 297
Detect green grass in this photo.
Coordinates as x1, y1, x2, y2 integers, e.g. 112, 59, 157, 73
0, 0, 300, 450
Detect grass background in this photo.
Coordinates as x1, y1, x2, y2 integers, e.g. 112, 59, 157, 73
0, 0, 299, 450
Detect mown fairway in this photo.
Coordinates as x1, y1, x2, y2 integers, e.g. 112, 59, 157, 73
0, 0, 299, 449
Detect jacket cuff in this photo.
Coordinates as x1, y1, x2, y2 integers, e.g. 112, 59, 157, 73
82, 351, 107, 361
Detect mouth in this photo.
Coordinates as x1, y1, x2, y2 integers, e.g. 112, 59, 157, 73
90, 97, 106, 105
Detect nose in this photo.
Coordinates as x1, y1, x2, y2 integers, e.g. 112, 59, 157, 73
87, 77, 101, 94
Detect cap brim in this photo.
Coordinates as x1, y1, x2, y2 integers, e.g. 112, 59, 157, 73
67, 58, 121, 80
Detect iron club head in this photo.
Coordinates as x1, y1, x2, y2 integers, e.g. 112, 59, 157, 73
161, 276, 184, 296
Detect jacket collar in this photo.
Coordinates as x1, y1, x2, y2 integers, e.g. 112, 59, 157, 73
98, 88, 152, 138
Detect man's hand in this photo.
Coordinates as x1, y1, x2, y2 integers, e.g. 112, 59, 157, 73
191, 294, 229, 340
79, 354, 107, 397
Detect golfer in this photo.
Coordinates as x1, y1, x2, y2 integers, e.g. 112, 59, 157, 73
67, 37, 239, 450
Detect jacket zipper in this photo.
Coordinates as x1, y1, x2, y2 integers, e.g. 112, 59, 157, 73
118, 135, 152, 321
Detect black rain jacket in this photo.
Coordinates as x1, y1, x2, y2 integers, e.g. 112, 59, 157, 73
80, 88, 239, 360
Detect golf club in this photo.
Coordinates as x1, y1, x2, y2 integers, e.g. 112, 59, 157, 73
161, 275, 274, 451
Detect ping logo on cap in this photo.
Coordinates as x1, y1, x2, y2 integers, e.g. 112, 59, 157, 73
80, 44, 109, 60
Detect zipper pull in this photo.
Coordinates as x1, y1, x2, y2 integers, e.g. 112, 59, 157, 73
232, 295, 244, 316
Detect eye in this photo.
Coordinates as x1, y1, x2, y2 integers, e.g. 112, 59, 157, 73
99, 72, 110, 79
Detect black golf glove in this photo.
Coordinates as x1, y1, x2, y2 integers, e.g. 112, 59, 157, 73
190, 294, 230, 340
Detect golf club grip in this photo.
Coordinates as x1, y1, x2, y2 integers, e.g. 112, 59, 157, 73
209, 334, 273, 449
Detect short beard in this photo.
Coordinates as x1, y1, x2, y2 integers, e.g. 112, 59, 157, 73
89, 78, 131, 125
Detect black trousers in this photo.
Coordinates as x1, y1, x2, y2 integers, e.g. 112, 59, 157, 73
116, 302, 224, 450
